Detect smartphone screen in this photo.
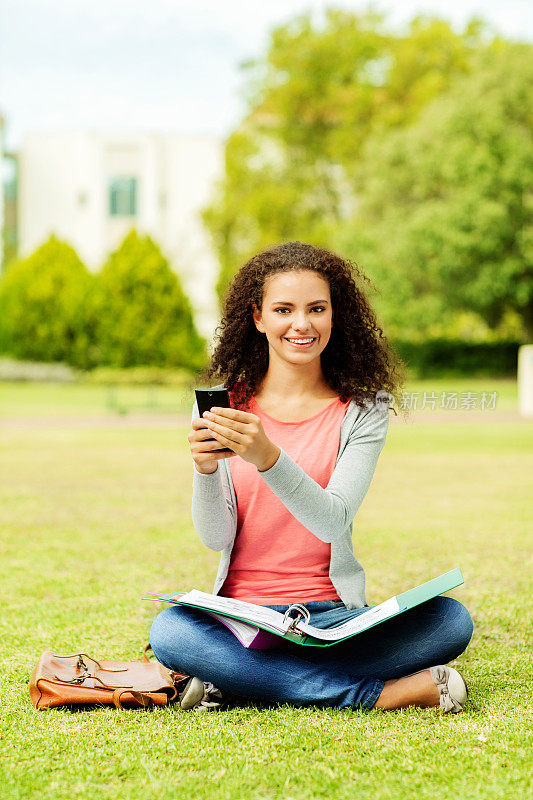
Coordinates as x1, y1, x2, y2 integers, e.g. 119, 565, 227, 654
195, 387, 233, 454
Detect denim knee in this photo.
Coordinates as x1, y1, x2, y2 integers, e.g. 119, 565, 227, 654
440, 596, 474, 654
149, 607, 176, 668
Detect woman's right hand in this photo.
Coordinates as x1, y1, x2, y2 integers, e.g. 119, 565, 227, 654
188, 415, 237, 474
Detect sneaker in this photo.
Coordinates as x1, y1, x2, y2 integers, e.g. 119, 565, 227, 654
178, 676, 225, 711
429, 665, 469, 713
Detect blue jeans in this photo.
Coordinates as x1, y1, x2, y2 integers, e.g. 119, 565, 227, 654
149, 596, 474, 710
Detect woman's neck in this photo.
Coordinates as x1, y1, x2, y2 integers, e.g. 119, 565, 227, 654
255, 375, 335, 402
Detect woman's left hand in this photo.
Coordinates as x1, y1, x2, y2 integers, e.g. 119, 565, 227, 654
202, 408, 280, 471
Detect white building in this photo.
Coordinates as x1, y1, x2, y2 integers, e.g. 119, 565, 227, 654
16, 131, 225, 342
0, 114, 5, 268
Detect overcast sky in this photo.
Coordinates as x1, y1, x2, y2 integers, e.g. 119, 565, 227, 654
1, 0, 531, 152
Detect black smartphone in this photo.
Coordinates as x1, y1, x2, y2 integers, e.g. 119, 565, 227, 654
195, 387, 233, 454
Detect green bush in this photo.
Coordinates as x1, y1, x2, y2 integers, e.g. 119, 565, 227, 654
0, 235, 97, 368
392, 338, 520, 378
92, 230, 208, 371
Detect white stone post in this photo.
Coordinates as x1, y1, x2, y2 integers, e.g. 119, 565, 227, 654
518, 344, 533, 418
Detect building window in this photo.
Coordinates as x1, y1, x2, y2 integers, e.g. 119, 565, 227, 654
109, 177, 137, 216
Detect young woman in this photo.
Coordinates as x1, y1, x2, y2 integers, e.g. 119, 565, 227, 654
150, 241, 474, 713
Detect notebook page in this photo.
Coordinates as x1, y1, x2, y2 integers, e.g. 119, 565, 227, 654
200, 610, 260, 647
179, 590, 292, 634
298, 597, 401, 641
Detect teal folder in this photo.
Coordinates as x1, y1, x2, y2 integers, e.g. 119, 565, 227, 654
145, 568, 465, 649
395, 568, 464, 611
284, 567, 465, 646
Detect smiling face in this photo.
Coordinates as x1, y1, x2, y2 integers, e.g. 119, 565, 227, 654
252, 270, 334, 364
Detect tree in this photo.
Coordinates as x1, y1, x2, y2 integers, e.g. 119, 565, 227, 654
337, 44, 533, 340
93, 230, 207, 369
0, 235, 96, 367
201, 8, 495, 303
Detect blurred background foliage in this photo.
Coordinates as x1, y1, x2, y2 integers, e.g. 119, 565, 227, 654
92, 231, 206, 371
201, 10, 532, 344
0, 8, 531, 380
0, 231, 208, 373
0, 236, 95, 368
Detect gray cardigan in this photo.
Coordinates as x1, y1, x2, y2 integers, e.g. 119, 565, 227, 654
190, 385, 390, 609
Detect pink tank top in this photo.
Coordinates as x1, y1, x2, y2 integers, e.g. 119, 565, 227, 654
221, 394, 352, 605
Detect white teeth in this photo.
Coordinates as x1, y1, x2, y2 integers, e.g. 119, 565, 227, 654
286, 338, 315, 344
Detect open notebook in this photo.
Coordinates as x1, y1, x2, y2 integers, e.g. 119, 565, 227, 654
144, 568, 464, 649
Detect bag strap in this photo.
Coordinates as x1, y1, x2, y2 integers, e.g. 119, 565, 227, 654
53, 672, 133, 691
142, 643, 152, 663
112, 689, 153, 710
51, 653, 128, 674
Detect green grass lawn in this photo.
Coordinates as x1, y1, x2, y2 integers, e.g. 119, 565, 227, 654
0, 375, 519, 416
0, 379, 531, 800
0, 380, 191, 417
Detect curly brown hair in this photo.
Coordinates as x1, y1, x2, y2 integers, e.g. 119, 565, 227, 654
195, 241, 406, 412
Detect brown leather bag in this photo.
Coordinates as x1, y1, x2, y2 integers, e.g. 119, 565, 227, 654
29, 646, 188, 710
